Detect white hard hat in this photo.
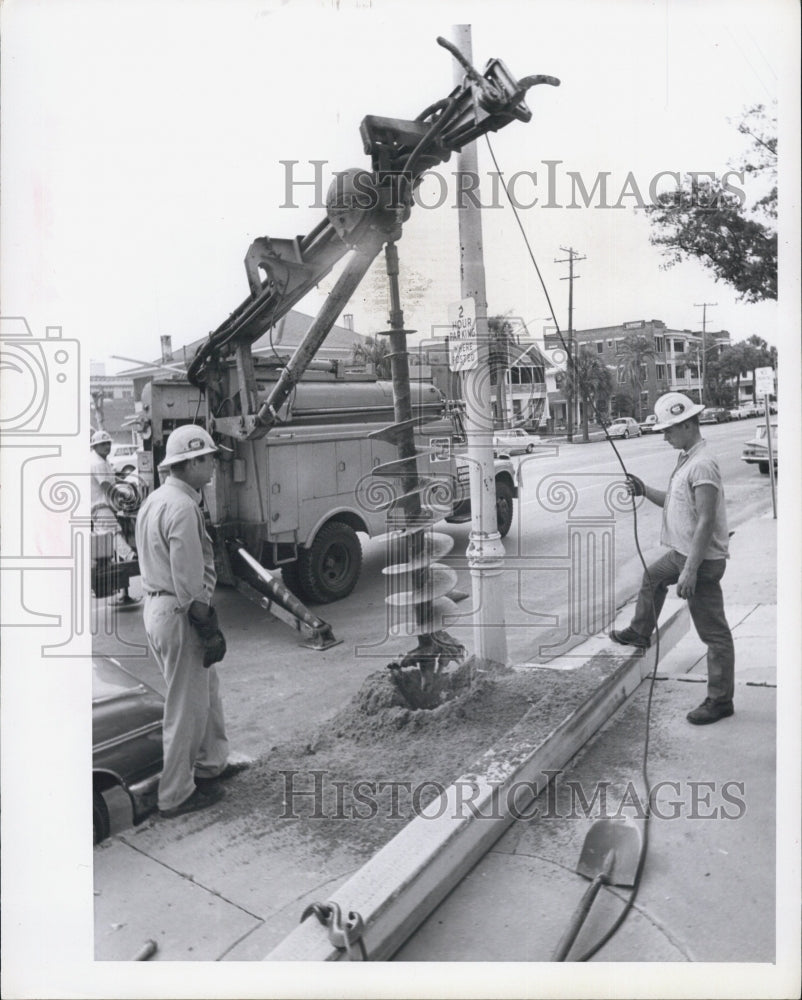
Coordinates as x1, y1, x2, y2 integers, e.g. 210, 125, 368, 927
652, 392, 706, 431
159, 424, 220, 468
90, 429, 113, 448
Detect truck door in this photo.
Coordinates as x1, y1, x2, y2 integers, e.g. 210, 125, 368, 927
265, 441, 299, 534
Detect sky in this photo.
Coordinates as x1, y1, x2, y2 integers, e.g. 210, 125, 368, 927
1, 0, 798, 381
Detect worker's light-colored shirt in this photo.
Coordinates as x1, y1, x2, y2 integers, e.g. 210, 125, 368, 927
135, 477, 216, 608
661, 439, 729, 560
90, 451, 114, 510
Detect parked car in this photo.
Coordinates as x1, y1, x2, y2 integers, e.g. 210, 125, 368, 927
607, 417, 642, 439
699, 407, 730, 424
639, 414, 659, 434
730, 403, 760, 419
93, 656, 164, 844
492, 427, 535, 455
741, 421, 778, 475
108, 443, 139, 475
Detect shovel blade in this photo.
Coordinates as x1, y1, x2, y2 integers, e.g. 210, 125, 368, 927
576, 818, 642, 887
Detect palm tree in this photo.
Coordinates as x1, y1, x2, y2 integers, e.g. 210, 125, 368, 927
351, 336, 391, 378
488, 314, 517, 425
558, 348, 614, 442
617, 334, 655, 420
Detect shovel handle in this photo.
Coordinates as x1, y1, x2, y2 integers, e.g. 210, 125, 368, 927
552, 873, 607, 962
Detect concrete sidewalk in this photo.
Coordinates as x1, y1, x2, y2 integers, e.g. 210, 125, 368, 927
397, 513, 778, 962
93, 513, 778, 963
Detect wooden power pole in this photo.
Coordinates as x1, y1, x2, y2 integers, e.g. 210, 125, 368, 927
555, 247, 586, 441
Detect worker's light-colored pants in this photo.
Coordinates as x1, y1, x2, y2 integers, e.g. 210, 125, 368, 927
143, 594, 229, 811
91, 503, 136, 562
629, 549, 735, 704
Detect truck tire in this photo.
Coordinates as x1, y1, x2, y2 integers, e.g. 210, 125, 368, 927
495, 479, 514, 539
297, 521, 362, 604
758, 461, 769, 475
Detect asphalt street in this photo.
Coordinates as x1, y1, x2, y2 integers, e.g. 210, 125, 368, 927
95, 418, 773, 761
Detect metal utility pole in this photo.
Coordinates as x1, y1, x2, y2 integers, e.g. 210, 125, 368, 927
694, 302, 717, 406
555, 247, 585, 441
451, 23, 507, 669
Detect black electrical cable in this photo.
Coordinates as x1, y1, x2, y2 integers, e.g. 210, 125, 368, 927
485, 134, 664, 962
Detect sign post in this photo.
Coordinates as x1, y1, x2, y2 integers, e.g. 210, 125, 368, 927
754, 367, 776, 519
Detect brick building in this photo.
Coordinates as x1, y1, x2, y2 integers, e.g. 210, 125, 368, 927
543, 319, 730, 424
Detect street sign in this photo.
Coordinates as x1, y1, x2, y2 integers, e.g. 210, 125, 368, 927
448, 298, 478, 372
754, 366, 775, 397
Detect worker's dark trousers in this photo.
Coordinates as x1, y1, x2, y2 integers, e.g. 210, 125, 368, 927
629, 549, 735, 704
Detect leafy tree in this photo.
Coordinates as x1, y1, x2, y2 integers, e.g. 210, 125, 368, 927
351, 335, 391, 377
557, 347, 614, 442
709, 335, 777, 406
616, 334, 655, 420
643, 104, 777, 303
611, 390, 636, 418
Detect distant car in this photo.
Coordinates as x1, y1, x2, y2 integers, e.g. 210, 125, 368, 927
730, 404, 759, 419
93, 656, 164, 844
492, 427, 535, 455
741, 421, 778, 475
607, 417, 642, 439
108, 443, 138, 475
699, 407, 730, 424
639, 414, 659, 434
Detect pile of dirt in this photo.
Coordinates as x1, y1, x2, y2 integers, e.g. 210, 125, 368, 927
209, 659, 574, 861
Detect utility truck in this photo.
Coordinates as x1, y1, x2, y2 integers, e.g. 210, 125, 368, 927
134, 360, 517, 605
92, 36, 555, 663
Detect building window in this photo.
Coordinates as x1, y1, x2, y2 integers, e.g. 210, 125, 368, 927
640, 364, 647, 381
614, 339, 624, 354
656, 364, 666, 380
654, 336, 665, 353
596, 341, 603, 353
673, 339, 685, 353
617, 365, 628, 384
676, 365, 685, 379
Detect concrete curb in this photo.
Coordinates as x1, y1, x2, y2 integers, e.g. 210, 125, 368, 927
265, 600, 690, 961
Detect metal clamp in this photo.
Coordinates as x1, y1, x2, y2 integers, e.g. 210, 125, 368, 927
300, 901, 368, 961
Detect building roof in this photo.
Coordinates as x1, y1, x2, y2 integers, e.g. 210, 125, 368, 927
116, 308, 369, 377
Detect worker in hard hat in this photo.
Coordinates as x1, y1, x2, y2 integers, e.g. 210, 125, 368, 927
90, 429, 138, 606
611, 392, 735, 726
135, 424, 248, 820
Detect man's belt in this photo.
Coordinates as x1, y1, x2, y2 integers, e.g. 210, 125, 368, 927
144, 590, 175, 597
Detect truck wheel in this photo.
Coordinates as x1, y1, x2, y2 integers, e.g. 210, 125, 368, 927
758, 461, 769, 475
495, 480, 514, 539
93, 789, 110, 845
298, 521, 362, 604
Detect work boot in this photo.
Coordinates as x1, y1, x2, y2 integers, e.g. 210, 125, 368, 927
158, 784, 225, 819
195, 759, 252, 789
610, 626, 651, 649
686, 698, 735, 726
